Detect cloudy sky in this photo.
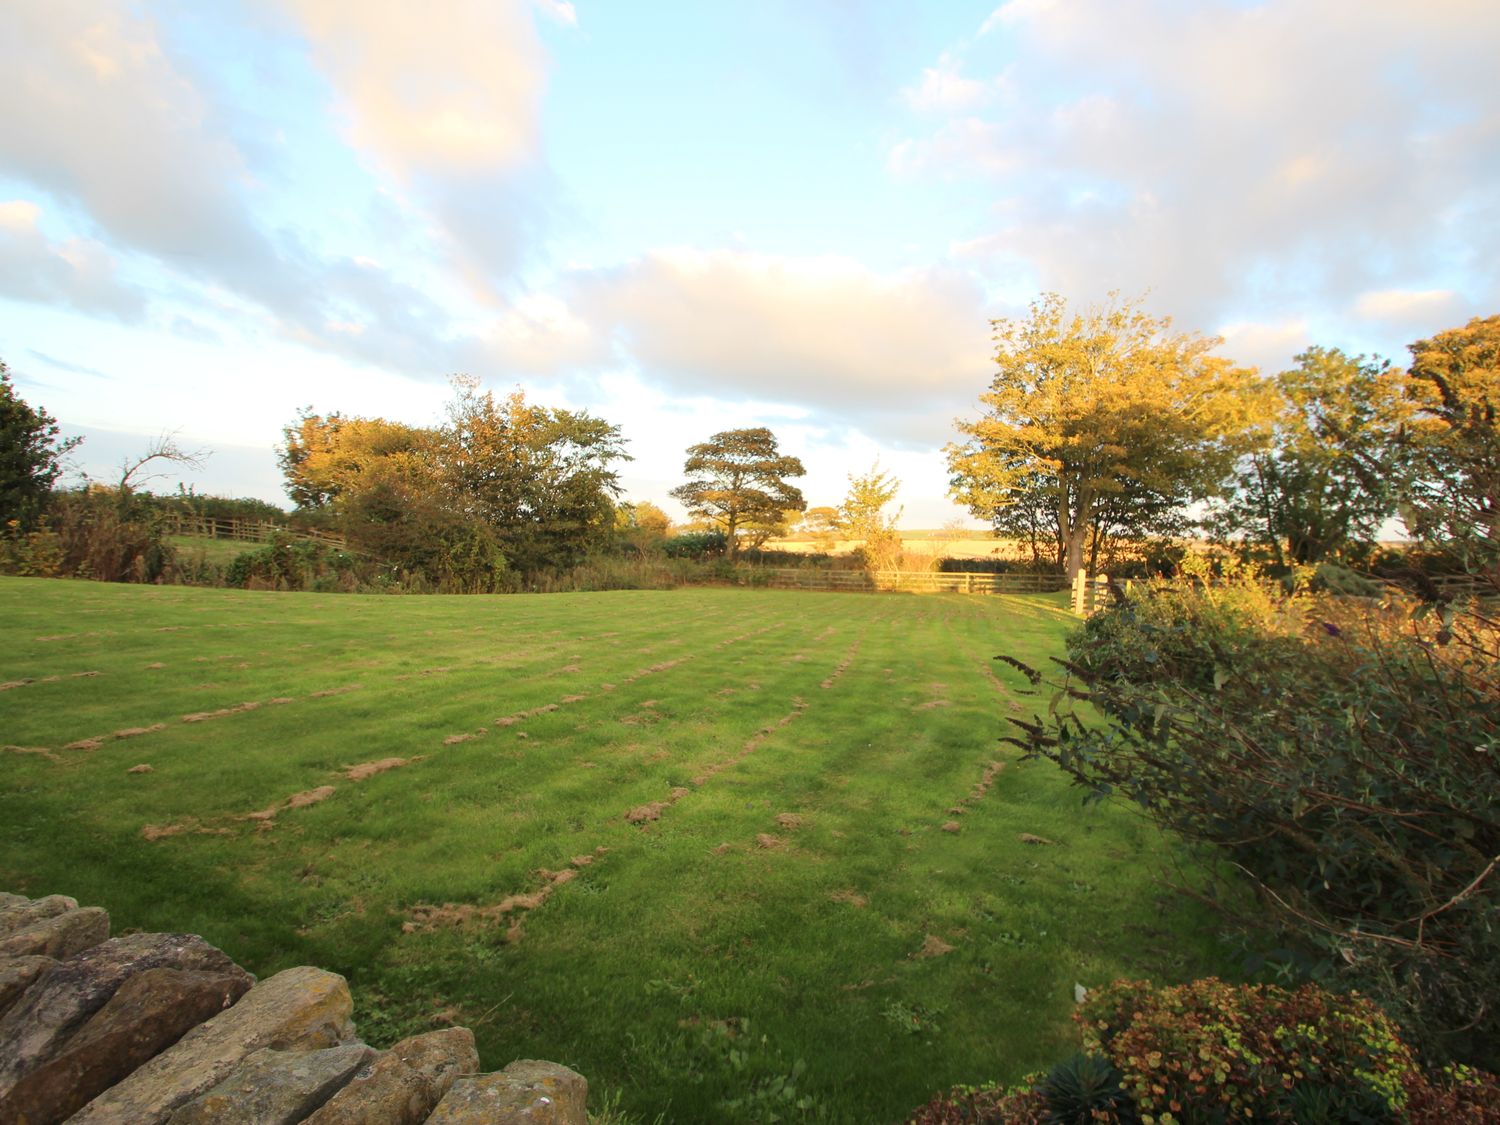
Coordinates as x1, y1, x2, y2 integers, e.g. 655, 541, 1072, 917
2, 0, 1496, 526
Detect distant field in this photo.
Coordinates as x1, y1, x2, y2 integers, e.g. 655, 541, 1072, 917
0, 579, 1233, 1123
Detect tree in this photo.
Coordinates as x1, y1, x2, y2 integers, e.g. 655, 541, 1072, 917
795, 506, 843, 546
0, 360, 81, 530
441, 378, 629, 573
275, 378, 629, 581
841, 461, 903, 576
1400, 315, 1500, 570
947, 293, 1271, 578
615, 500, 673, 555
669, 428, 806, 562
1213, 347, 1403, 569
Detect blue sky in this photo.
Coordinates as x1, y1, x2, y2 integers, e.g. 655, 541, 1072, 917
2, 0, 1496, 525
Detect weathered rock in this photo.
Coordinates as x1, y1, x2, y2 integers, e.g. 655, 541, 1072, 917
70, 965, 355, 1124
0, 955, 55, 1019
303, 1027, 478, 1125
0, 893, 30, 914
1, 967, 252, 1125
427, 1059, 588, 1124
0, 894, 76, 938
0, 931, 238, 1095
166, 1043, 375, 1124
0, 904, 107, 960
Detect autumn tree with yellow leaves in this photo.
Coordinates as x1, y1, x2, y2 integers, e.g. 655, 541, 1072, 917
947, 293, 1272, 577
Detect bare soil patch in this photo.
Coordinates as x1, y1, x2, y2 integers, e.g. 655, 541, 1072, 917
913, 934, 955, 959
308, 684, 363, 698
830, 889, 868, 908
344, 757, 410, 781
4, 745, 58, 760
114, 724, 166, 739
181, 701, 261, 723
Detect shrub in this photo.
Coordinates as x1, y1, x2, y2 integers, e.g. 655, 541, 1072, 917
662, 530, 727, 560
1035, 1054, 1137, 1124
906, 980, 1500, 1125
1005, 569, 1500, 1069
1078, 978, 1416, 1123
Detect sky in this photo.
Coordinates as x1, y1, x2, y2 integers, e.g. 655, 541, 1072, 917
2, 0, 1496, 527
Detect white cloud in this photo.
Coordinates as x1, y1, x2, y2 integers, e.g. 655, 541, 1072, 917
531, 0, 578, 28
895, 0, 1500, 332
510, 250, 995, 443
1217, 318, 1311, 376
0, 2, 274, 280
902, 52, 1004, 112
0, 199, 143, 319
283, 0, 546, 176
1354, 288, 1461, 323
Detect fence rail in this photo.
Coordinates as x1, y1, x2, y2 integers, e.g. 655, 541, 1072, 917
166, 515, 347, 550
757, 568, 1070, 595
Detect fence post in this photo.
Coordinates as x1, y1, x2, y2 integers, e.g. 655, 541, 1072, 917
1072, 569, 1087, 616
1093, 573, 1110, 616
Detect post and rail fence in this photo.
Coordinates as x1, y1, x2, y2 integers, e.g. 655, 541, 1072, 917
756, 568, 1071, 596
165, 515, 347, 551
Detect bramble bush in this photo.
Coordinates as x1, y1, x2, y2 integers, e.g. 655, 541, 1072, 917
1003, 563, 1500, 1070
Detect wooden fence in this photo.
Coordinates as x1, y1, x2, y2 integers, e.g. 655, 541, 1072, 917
166, 515, 347, 550
757, 568, 1070, 595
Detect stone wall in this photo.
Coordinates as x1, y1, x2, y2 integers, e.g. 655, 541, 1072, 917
0, 890, 589, 1124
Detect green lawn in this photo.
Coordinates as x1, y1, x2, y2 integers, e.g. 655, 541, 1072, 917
164, 534, 256, 566
0, 578, 1234, 1123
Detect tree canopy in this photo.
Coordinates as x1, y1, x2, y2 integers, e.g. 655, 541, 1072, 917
1212, 347, 1404, 568
1400, 315, 1500, 568
669, 428, 806, 561
277, 378, 628, 583
0, 360, 80, 531
947, 293, 1271, 577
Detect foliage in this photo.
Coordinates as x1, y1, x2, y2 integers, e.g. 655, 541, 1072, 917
223, 535, 363, 591
1035, 1054, 1137, 1124
908, 978, 1500, 1125
1005, 568, 1500, 1068
0, 488, 173, 582
157, 487, 288, 524
441, 377, 628, 573
1213, 347, 1404, 569
0, 359, 81, 531
793, 505, 843, 547
841, 461, 903, 577
669, 428, 806, 562
1400, 314, 1500, 572
615, 500, 674, 554
946, 293, 1271, 577
662, 529, 728, 560
276, 379, 627, 583
1078, 978, 1426, 1124
902, 1081, 1029, 1125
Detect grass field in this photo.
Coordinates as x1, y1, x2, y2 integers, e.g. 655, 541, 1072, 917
164, 534, 256, 566
0, 578, 1234, 1123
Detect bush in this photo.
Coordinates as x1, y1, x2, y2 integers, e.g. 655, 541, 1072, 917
1005, 569, 1500, 1069
906, 979, 1500, 1125
1079, 978, 1414, 1122
662, 530, 727, 560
